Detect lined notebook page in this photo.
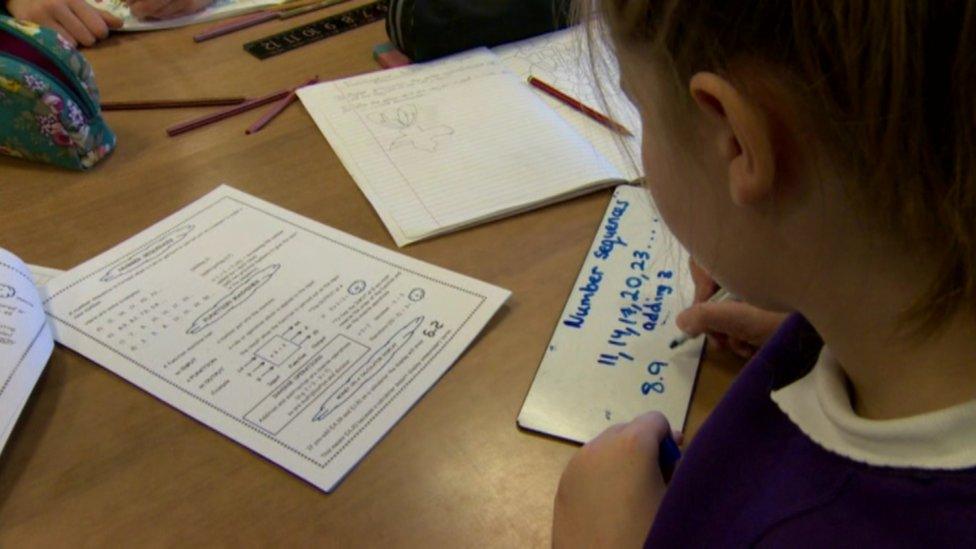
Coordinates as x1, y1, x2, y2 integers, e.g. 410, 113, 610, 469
298, 49, 623, 246
495, 28, 643, 181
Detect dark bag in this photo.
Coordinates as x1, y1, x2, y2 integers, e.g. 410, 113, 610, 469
386, 0, 570, 62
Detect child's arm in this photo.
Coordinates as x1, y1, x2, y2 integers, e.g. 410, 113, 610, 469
125, 0, 212, 20
7, 0, 122, 46
677, 259, 787, 358
552, 411, 671, 547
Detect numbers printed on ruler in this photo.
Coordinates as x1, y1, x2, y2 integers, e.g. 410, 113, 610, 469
244, 0, 390, 60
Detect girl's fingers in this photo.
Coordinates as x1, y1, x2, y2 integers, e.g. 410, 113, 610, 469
54, 3, 96, 46
128, 0, 169, 18
97, 7, 125, 28
707, 331, 730, 351
48, 22, 77, 46
147, 0, 187, 18
130, 0, 209, 19
175, 0, 210, 16
727, 337, 757, 359
688, 258, 719, 303
158, 0, 209, 18
68, 0, 110, 39
671, 431, 684, 446
677, 300, 786, 347
626, 410, 672, 453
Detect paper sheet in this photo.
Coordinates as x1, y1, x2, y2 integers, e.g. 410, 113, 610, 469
26, 264, 64, 286
41, 185, 509, 492
88, 0, 286, 31
0, 250, 54, 457
518, 185, 703, 443
298, 48, 623, 246
494, 28, 644, 182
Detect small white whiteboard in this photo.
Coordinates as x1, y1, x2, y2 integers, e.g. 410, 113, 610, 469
518, 185, 704, 444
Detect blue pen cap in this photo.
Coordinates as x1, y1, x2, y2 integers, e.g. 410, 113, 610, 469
658, 434, 682, 477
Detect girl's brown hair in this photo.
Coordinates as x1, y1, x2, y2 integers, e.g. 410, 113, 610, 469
584, 0, 976, 328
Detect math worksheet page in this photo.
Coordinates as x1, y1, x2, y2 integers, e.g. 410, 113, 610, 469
0, 249, 54, 457
41, 186, 509, 492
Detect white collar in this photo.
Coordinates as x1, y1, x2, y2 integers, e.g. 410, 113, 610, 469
771, 348, 976, 470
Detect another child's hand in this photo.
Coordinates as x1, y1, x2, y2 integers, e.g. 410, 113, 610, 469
125, 0, 212, 20
552, 411, 671, 548
7, 0, 122, 47
678, 259, 787, 358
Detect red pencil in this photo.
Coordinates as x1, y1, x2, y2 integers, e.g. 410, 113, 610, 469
193, 10, 279, 43
101, 97, 247, 110
166, 89, 290, 136
527, 76, 633, 136
245, 76, 319, 135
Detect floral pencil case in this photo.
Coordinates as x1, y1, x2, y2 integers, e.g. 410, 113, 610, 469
0, 15, 115, 170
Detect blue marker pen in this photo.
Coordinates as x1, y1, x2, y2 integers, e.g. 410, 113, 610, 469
659, 434, 682, 479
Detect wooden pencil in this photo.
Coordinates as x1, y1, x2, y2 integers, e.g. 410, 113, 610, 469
101, 98, 248, 110
527, 76, 633, 136
266, 0, 342, 12
193, 10, 279, 42
191, 0, 350, 42
278, 0, 350, 19
166, 89, 290, 137
245, 76, 319, 135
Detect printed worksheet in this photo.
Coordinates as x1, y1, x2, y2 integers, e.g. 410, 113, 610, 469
88, 0, 286, 31
41, 186, 509, 492
494, 28, 643, 181
27, 265, 64, 286
519, 185, 703, 443
0, 249, 55, 457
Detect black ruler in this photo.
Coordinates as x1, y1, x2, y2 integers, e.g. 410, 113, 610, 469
244, 0, 389, 60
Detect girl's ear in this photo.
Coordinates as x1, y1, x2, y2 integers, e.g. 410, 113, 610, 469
689, 72, 775, 206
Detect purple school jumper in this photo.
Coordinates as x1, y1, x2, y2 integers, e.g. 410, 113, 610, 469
645, 314, 976, 547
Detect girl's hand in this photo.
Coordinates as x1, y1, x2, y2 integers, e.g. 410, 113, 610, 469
8, 0, 122, 47
678, 259, 787, 358
553, 411, 671, 548
126, 0, 212, 20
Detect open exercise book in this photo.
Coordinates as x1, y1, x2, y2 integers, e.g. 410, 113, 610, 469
0, 186, 508, 491
0, 252, 60, 457
87, 0, 287, 31
299, 28, 643, 246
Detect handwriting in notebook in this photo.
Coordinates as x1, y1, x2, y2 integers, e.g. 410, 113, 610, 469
494, 28, 644, 181
298, 48, 625, 246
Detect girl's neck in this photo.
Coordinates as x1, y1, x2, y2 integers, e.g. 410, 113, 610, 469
803, 270, 976, 420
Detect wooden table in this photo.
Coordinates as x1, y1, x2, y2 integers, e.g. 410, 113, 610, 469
0, 5, 743, 545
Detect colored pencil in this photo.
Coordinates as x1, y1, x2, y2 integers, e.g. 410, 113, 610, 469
527, 76, 633, 136
192, 0, 351, 42
100, 98, 247, 110
266, 0, 333, 11
193, 10, 279, 42
245, 76, 319, 135
278, 0, 350, 19
166, 89, 290, 137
